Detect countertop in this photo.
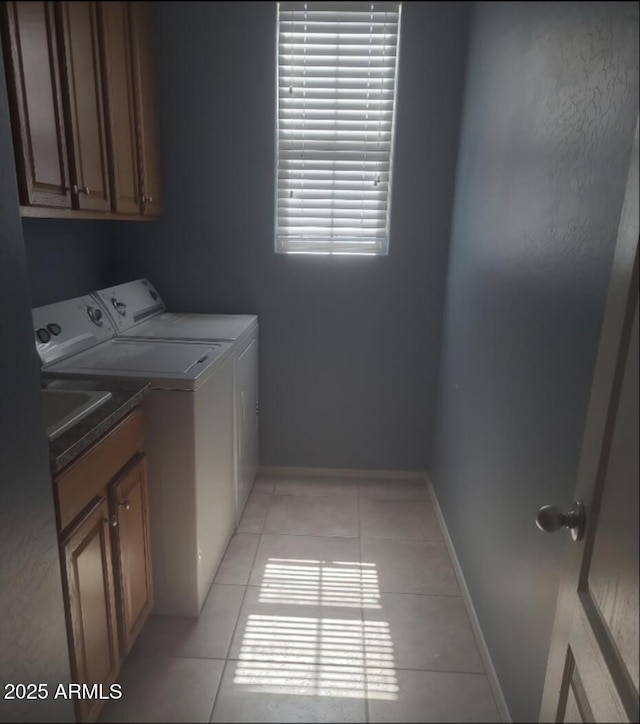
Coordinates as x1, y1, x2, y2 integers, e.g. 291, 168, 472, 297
43, 377, 151, 474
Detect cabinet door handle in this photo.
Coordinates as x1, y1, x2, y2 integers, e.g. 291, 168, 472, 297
70, 185, 90, 196
119, 500, 131, 511
106, 515, 118, 528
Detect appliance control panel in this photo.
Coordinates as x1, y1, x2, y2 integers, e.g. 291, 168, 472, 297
32, 295, 116, 367
92, 278, 165, 333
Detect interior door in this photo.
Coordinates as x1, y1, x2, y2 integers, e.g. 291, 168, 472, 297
98, 0, 140, 215
539, 122, 639, 722
58, 0, 111, 211
1, 1, 71, 208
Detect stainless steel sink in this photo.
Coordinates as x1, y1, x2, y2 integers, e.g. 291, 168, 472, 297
42, 389, 113, 441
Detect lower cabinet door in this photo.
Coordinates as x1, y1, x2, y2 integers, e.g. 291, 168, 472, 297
109, 454, 153, 656
62, 496, 120, 723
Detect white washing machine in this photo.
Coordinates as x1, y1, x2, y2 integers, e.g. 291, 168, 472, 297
33, 295, 235, 618
91, 278, 259, 525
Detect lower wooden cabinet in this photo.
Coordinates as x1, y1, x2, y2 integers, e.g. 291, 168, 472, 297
54, 408, 152, 722
109, 454, 153, 656
61, 497, 120, 724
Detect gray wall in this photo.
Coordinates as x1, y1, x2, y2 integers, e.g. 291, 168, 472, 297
0, 43, 73, 723
110, 1, 471, 471
22, 219, 112, 307
430, 2, 639, 721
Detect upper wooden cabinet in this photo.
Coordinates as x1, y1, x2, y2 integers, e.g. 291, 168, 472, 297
1, 1, 161, 219
1, 2, 71, 207
99, 1, 140, 215
59, 1, 111, 211
130, 1, 161, 217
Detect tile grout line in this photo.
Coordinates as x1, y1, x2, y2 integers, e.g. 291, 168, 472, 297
217, 654, 489, 677
232, 530, 444, 543
241, 582, 462, 598
268, 493, 431, 502
207, 484, 274, 723
139, 647, 490, 679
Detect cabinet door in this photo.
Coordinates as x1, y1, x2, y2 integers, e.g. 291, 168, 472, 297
1, 2, 71, 207
57, 1, 111, 211
62, 496, 119, 723
98, 1, 140, 215
130, 1, 161, 216
109, 454, 153, 656
237, 334, 260, 519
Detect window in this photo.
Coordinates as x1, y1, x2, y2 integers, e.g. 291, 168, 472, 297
275, 2, 401, 255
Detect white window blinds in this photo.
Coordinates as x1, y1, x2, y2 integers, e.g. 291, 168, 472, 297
276, 2, 401, 255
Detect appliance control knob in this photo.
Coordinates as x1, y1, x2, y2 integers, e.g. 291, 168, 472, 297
86, 306, 103, 326
36, 327, 51, 344
47, 323, 62, 336
111, 298, 127, 316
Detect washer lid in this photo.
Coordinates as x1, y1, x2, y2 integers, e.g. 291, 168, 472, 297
121, 313, 258, 342
45, 339, 232, 387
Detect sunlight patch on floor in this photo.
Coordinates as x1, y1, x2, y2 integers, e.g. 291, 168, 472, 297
234, 613, 398, 698
258, 558, 381, 608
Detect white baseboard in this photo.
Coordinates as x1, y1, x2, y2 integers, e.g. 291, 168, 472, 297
258, 465, 428, 481
427, 478, 512, 723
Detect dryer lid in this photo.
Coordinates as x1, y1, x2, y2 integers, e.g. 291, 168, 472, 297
120, 313, 257, 342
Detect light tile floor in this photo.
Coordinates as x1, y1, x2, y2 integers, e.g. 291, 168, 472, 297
100, 475, 500, 723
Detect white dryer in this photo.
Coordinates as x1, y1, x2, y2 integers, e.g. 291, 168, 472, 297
33, 295, 235, 618
91, 278, 259, 525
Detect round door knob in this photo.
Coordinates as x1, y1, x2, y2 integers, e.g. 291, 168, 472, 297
536, 501, 585, 541
119, 500, 131, 511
